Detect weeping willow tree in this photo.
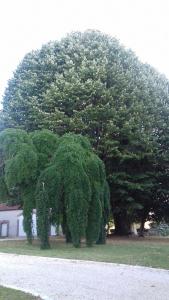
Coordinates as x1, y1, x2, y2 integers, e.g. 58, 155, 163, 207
0, 129, 38, 242
0, 129, 110, 248
0, 128, 58, 243
36, 134, 110, 248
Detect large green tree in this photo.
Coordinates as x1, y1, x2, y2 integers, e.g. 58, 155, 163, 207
0, 128, 38, 241
0, 128, 59, 242
2, 30, 169, 233
0, 129, 110, 248
36, 134, 110, 248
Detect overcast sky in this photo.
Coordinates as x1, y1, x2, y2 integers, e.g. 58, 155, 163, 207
0, 0, 169, 108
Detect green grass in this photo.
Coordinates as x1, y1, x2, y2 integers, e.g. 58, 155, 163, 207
0, 286, 41, 300
0, 237, 169, 269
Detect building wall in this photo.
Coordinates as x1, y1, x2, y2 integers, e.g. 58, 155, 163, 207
0, 209, 62, 238
0, 210, 21, 237
17, 214, 26, 237
17, 212, 37, 237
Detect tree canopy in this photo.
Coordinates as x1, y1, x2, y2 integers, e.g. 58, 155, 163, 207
2, 30, 169, 233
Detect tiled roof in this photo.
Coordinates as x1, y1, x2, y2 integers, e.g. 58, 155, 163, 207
0, 204, 21, 211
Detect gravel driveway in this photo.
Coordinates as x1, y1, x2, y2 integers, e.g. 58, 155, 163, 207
0, 253, 169, 300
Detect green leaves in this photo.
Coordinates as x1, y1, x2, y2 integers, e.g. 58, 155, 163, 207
5, 144, 37, 189
31, 130, 59, 171
36, 133, 110, 247
0, 128, 110, 248
0, 129, 38, 189
2, 30, 169, 232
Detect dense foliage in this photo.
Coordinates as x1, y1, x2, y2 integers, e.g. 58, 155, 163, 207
2, 30, 169, 233
0, 129, 110, 248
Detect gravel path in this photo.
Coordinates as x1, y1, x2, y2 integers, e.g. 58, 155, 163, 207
0, 253, 169, 300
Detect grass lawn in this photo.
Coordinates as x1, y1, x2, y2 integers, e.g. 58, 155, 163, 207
0, 286, 41, 300
0, 236, 169, 269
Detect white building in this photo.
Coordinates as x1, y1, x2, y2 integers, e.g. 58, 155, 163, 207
0, 204, 59, 238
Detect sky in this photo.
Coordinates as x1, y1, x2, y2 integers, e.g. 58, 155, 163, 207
0, 0, 169, 108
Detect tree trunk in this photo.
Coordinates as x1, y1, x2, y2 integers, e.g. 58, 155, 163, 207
114, 211, 130, 236
61, 212, 72, 243
96, 221, 106, 244
139, 217, 145, 237
65, 229, 72, 243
